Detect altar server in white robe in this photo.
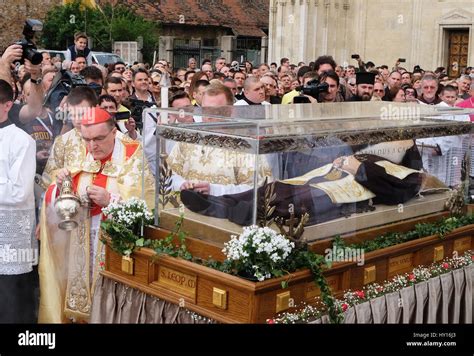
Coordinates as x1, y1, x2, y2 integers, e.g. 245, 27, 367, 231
0, 79, 37, 323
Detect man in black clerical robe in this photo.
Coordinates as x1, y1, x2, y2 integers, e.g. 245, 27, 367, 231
180, 144, 431, 226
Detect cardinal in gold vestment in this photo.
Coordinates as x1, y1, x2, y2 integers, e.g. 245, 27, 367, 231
39, 108, 155, 323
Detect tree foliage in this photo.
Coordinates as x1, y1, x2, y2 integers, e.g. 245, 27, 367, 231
40, 0, 159, 63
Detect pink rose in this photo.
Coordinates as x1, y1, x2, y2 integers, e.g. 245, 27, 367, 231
408, 273, 415, 281
267, 319, 275, 324
442, 262, 449, 269
341, 303, 349, 312
355, 290, 365, 299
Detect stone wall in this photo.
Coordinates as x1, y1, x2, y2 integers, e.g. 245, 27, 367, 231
0, 0, 61, 52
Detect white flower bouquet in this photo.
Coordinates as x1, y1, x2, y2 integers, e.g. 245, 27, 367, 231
222, 225, 295, 282
101, 197, 154, 256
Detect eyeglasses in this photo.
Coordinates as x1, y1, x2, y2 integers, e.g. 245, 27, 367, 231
82, 129, 114, 144
348, 83, 356, 87
152, 81, 160, 86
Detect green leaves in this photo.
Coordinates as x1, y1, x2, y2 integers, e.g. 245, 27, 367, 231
334, 214, 474, 253
101, 220, 139, 257
40, 0, 159, 62
151, 214, 193, 261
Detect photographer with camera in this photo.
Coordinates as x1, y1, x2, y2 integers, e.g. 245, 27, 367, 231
281, 65, 312, 104
0, 20, 45, 126
318, 71, 345, 103
292, 71, 327, 104
0, 45, 44, 126
65, 32, 93, 65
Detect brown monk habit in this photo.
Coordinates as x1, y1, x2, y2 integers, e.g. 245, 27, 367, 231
180, 145, 425, 226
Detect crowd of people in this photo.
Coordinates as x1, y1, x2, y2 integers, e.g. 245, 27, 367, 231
0, 30, 473, 324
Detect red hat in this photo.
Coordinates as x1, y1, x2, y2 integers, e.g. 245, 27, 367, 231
81, 107, 112, 126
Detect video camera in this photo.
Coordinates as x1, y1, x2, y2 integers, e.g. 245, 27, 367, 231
126, 98, 156, 129
293, 79, 329, 104
15, 19, 43, 65
43, 70, 88, 111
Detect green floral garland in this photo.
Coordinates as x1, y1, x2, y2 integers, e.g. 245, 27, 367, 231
268, 250, 473, 324
333, 214, 474, 253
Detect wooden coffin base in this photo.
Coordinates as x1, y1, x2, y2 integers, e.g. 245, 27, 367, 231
103, 210, 473, 323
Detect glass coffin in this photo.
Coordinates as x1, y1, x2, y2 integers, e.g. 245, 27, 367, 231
144, 102, 473, 244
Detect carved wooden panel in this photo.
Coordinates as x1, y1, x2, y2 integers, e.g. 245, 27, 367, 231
448, 30, 469, 78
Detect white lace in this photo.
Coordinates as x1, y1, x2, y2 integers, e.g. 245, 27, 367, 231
0, 209, 36, 275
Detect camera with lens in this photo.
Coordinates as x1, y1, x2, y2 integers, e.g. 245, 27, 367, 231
293, 79, 329, 104
126, 98, 156, 129
43, 70, 88, 112
15, 19, 43, 65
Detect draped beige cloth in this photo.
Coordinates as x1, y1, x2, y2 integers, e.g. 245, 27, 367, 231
313, 265, 473, 324
90, 275, 215, 324
91, 265, 472, 324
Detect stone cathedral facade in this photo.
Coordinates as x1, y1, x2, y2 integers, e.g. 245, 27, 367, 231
268, 0, 473, 75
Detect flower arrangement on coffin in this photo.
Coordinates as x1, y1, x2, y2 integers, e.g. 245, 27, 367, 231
222, 225, 342, 323
101, 197, 154, 256
268, 250, 473, 324
223, 225, 295, 282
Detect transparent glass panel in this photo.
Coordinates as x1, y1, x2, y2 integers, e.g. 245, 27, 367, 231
142, 103, 473, 243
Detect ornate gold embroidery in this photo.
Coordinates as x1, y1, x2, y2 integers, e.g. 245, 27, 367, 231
82, 160, 101, 173
102, 161, 120, 177
42, 129, 86, 186
168, 142, 272, 186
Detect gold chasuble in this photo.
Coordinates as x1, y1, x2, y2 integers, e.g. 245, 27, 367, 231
41, 127, 85, 189
38, 132, 155, 323
168, 142, 273, 195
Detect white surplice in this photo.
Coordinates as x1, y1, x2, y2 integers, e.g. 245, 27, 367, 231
0, 122, 36, 275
